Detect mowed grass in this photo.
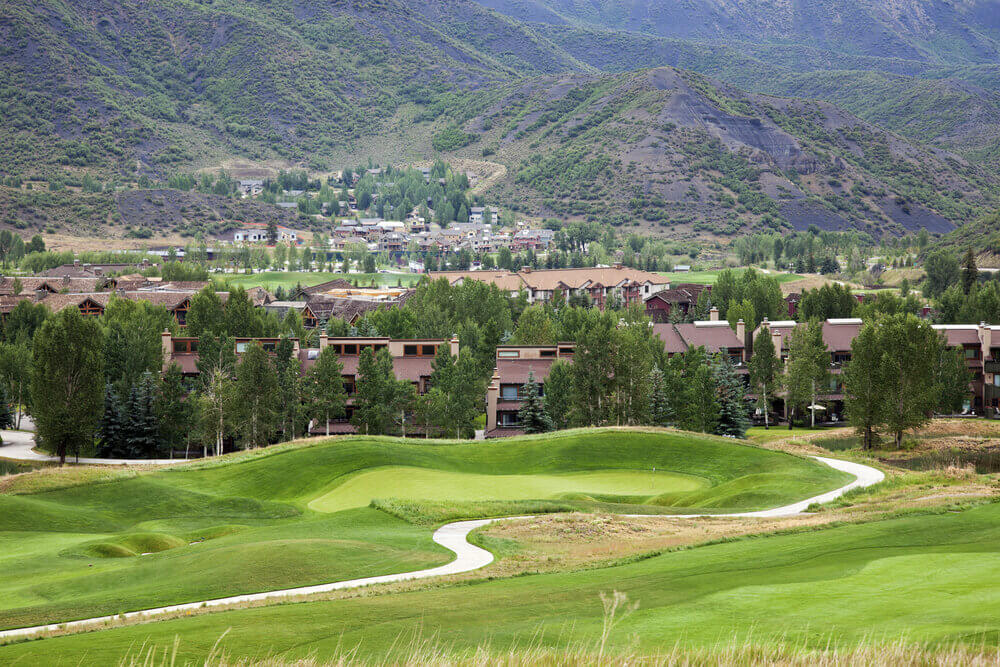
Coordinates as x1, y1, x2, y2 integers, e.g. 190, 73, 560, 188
309, 467, 707, 513
222, 271, 422, 290
0, 428, 846, 636
659, 268, 803, 285
11, 501, 1000, 664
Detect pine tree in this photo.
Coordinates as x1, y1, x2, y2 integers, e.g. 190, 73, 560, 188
518, 371, 553, 434
962, 249, 978, 295
0, 386, 13, 431
97, 384, 124, 457
712, 355, 750, 438
648, 366, 672, 426
125, 372, 161, 458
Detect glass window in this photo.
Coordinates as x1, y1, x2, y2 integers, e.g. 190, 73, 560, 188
404, 345, 418, 356
422, 345, 436, 356
965, 348, 979, 359
344, 344, 357, 355
501, 386, 519, 400
236, 342, 247, 353
540, 349, 556, 357
497, 350, 519, 358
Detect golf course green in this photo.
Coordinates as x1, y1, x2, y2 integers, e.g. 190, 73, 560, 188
308, 466, 708, 512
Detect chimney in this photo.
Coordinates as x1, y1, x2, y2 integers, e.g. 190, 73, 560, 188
980, 322, 992, 360
709, 306, 719, 321
521, 266, 531, 273
73, 259, 80, 267
922, 304, 932, 318
161, 330, 173, 373
613, 262, 623, 270
485, 368, 500, 433
449, 335, 460, 357
319, 332, 329, 350
736, 318, 746, 345
772, 328, 785, 362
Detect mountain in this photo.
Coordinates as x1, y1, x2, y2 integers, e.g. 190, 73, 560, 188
2, 0, 999, 242
477, 0, 1000, 65
442, 67, 997, 237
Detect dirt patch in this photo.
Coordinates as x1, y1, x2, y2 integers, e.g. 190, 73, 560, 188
780, 276, 862, 295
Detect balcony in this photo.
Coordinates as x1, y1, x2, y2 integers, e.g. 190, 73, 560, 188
985, 361, 1000, 374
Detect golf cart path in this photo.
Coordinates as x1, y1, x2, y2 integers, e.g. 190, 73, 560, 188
0, 429, 179, 466
0, 456, 882, 642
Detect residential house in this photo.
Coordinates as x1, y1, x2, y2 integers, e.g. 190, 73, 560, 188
644, 283, 710, 322
484, 343, 577, 437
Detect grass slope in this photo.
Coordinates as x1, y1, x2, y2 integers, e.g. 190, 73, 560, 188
222, 271, 422, 291
11, 500, 1000, 664
0, 429, 844, 632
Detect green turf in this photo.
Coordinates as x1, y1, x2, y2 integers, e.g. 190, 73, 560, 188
221, 271, 422, 291
10, 501, 1000, 664
0, 429, 846, 636
659, 268, 803, 285
308, 467, 707, 513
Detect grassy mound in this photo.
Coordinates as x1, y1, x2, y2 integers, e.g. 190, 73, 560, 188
0, 428, 846, 634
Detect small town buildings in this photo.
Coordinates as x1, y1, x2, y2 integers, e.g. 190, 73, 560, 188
230, 222, 297, 244
644, 283, 711, 322
431, 266, 670, 309
485, 343, 576, 438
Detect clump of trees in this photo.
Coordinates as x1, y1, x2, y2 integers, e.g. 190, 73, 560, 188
843, 314, 971, 449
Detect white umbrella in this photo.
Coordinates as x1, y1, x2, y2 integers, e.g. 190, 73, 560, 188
807, 404, 827, 411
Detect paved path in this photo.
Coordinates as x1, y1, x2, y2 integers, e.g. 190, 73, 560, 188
0, 455, 882, 642
0, 429, 187, 466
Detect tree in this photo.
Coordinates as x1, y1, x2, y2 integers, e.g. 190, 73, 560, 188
878, 315, 942, 447
423, 345, 485, 439
31, 308, 105, 464
273, 337, 303, 439
961, 249, 978, 295
511, 305, 557, 345
196, 334, 236, 456
266, 220, 279, 245
936, 344, 972, 414
748, 328, 780, 429
0, 230, 15, 268
648, 366, 672, 426
518, 371, 553, 434
186, 286, 225, 338
97, 384, 124, 457
544, 360, 574, 430
224, 286, 265, 338
842, 320, 884, 450
302, 347, 347, 436
0, 342, 31, 428
712, 355, 750, 438
672, 349, 718, 434
923, 249, 960, 298
230, 343, 280, 449
352, 348, 413, 435
785, 320, 829, 428
3, 300, 49, 346
121, 372, 161, 458
157, 363, 190, 454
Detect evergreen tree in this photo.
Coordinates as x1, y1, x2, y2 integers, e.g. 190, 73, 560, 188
961, 249, 978, 295
124, 372, 161, 458
518, 371, 553, 434
157, 363, 190, 453
712, 355, 750, 438
97, 384, 124, 457
0, 385, 13, 431
648, 366, 672, 426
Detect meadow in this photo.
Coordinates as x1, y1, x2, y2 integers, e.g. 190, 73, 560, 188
659, 268, 803, 285
0, 429, 844, 637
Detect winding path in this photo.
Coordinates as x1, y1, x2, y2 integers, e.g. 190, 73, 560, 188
0, 455, 882, 642
0, 428, 187, 466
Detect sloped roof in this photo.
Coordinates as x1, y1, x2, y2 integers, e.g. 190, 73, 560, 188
496, 358, 557, 384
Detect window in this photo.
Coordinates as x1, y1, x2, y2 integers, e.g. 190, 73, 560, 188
236, 342, 248, 353
965, 347, 980, 359
307, 349, 319, 360
993, 375, 999, 387
499, 413, 520, 427
500, 385, 520, 400
344, 344, 357, 355
498, 350, 520, 359
540, 349, 556, 358
558, 347, 574, 357
422, 344, 436, 356
262, 342, 276, 352
404, 345, 418, 356
173, 340, 198, 354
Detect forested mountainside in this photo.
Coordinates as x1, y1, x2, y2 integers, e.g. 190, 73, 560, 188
2, 0, 999, 240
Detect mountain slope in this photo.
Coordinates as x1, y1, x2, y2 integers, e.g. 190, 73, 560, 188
442, 67, 998, 237
0, 0, 587, 176
478, 0, 1000, 64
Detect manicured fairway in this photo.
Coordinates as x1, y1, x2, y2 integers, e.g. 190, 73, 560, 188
309, 467, 708, 512
0, 429, 847, 638
658, 268, 803, 285
8, 501, 1000, 664
222, 271, 422, 290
